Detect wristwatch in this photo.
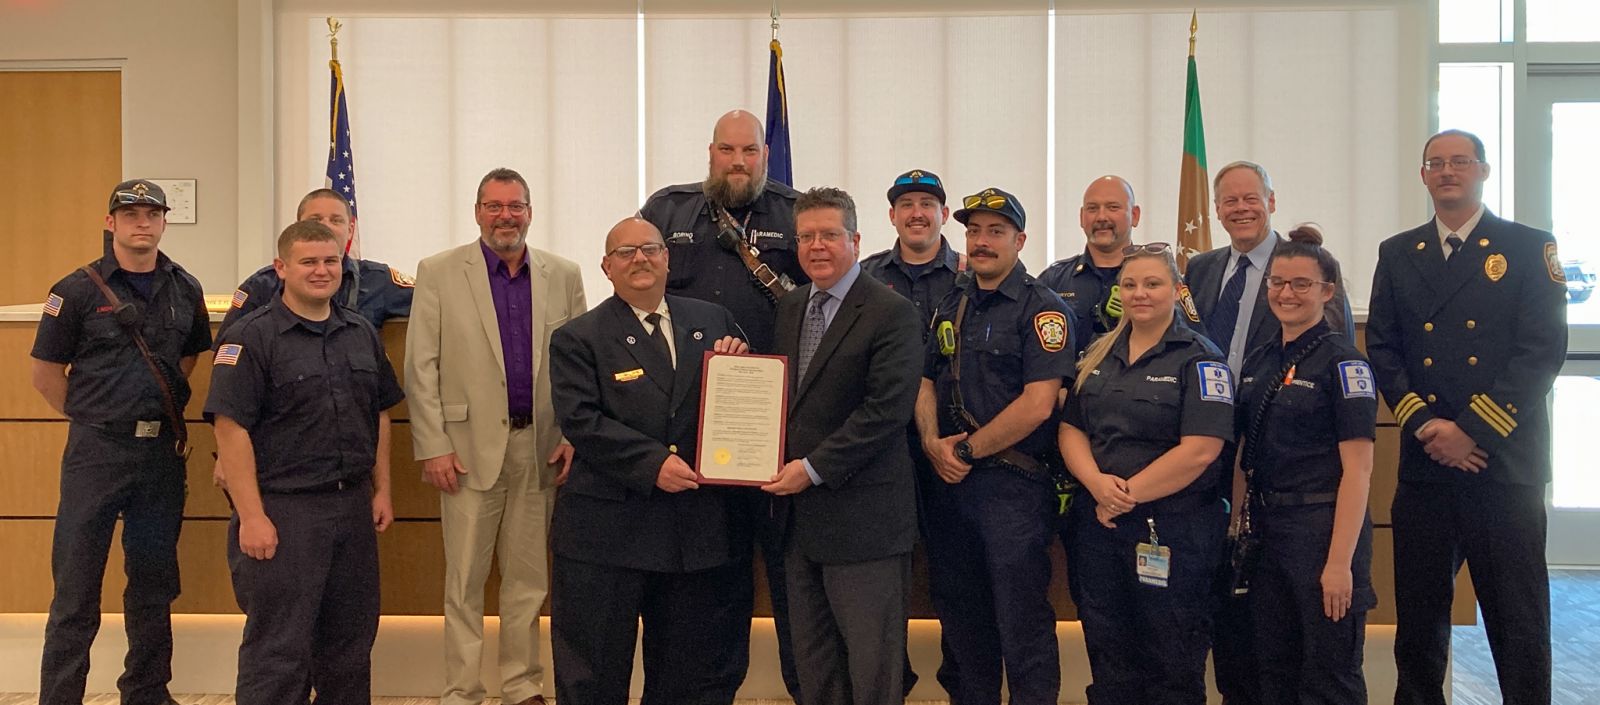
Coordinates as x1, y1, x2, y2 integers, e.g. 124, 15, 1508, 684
954, 440, 975, 464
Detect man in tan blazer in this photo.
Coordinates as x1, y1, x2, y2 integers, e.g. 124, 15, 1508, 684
406, 167, 586, 705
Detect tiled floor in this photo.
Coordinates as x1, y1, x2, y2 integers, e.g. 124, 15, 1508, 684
5, 571, 1596, 704
1451, 567, 1600, 705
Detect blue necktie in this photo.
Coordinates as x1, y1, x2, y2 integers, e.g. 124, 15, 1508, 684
1446, 233, 1463, 262
798, 290, 829, 381
1209, 257, 1251, 355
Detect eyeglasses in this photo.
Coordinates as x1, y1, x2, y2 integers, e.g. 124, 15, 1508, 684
895, 172, 941, 187
1265, 276, 1333, 293
1422, 157, 1482, 172
607, 243, 667, 260
478, 201, 530, 215
962, 194, 1008, 210
797, 231, 848, 246
1121, 242, 1173, 257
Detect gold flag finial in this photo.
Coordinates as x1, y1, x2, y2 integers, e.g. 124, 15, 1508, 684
1189, 10, 1198, 57
327, 17, 343, 62
771, 0, 781, 41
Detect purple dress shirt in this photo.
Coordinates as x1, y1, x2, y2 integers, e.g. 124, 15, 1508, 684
481, 240, 534, 417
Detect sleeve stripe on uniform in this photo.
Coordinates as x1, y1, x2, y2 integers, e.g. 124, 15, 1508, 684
1392, 393, 1426, 427
1469, 394, 1517, 438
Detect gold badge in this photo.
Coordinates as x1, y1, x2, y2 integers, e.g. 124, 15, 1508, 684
1177, 284, 1201, 323
1415, 241, 1426, 251
1479, 238, 1490, 247
613, 368, 645, 382
1546, 242, 1565, 283
132, 182, 150, 197
1484, 254, 1507, 282
1034, 311, 1067, 352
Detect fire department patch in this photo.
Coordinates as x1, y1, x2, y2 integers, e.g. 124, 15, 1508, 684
1546, 242, 1565, 284
1177, 284, 1201, 323
390, 268, 416, 288
1034, 311, 1067, 352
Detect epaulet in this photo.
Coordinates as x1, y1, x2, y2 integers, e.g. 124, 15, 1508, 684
861, 248, 894, 266
764, 181, 801, 199
655, 183, 704, 197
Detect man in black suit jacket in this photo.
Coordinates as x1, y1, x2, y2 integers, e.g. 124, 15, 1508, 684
763, 187, 923, 705
1368, 129, 1565, 705
1183, 160, 1355, 705
548, 218, 752, 705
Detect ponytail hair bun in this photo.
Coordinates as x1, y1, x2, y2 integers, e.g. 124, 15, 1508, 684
1287, 222, 1324, 247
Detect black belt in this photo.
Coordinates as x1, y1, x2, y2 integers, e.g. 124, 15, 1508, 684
1253, 490, 1338, 508
80, 419, 173, 438
510, 413, 534, 430
266, 477, 367, 495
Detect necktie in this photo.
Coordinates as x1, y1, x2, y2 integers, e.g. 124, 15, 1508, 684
1446, 233, 1463, 261
645, 312, 675, 384
797, 290, 830, 381
1208, 257, 1251, 356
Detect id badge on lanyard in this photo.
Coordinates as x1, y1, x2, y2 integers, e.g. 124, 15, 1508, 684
1135, 517, 1172, 588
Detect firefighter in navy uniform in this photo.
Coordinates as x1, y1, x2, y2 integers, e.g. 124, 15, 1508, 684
860, 168, 964, 698
1039, 176, 1140, 351
916, 188, 1074, 705
31, 179, 212, 705
1233, 228, 1377, 705
636, 108, 809, 701
1368, 129, 1566, 705
217, 188, 412, 342
1058, 243, 1233, 705
206, 220, 404, 705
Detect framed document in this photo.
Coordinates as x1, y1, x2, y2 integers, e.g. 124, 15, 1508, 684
695, 351, 788, 486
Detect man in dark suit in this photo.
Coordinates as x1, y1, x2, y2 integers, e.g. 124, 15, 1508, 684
548, 217, 752, 705
1368, 129, 1565, 705
762, 187, 924, 705
1183, 160, 1354, 705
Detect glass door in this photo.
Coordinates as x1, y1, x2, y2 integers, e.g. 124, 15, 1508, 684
1520, 68, 1600, 565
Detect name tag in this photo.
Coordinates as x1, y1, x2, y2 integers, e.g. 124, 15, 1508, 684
1136, 542, 1171, 587
614, 368, 645, 382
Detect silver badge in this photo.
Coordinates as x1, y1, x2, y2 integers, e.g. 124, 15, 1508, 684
626, 335, 637, 344
693, 331, 704, 340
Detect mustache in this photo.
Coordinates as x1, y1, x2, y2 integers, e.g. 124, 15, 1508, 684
970, 247, 997, 258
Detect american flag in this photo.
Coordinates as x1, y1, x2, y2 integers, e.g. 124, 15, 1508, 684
215, 343, 244, 367
326, 57, 360, 254
43, 293, 63, 317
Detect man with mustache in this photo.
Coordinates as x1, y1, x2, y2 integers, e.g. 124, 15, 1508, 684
1039, 176, 1142, 351
638, 109, 810, 700
407, 168, 587, 705
916, 188, 1075, 705
860, 168, 964, 698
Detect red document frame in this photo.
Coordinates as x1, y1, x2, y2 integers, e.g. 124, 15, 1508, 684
695, 350, 789, 486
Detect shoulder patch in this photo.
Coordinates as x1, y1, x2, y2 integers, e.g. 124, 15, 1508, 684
1196, 361, 1234, 404
1338, 360, 1377, 399
230, 289, 249, 309
1546, 242, 1564, 284
43, 293, 64, 317
1177, 284, 1201, 323
1034, 311, 1067, 352
214, 343, 244, 366
390, 267, 415, 288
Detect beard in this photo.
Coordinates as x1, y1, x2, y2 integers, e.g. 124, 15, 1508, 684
703, 164, 768, 208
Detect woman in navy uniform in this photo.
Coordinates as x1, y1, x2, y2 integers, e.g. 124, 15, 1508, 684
1058, 243, 1233, 705
1232, 226, 1376, 704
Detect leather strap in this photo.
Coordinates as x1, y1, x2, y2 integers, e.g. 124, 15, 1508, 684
79, 264, 191, 460
710, 202, 793, 303
947, 292, 1044, 475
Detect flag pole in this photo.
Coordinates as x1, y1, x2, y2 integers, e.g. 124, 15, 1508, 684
328, 17, 342, 62
1189, 9, 1197, 57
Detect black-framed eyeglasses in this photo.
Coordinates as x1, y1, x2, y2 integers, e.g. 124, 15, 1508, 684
1422, 157, 1482, 172
607, 243, 667, 260
1265, 276, 1333, 293
478, 201, 530, 215
1121, 242, 1173, 257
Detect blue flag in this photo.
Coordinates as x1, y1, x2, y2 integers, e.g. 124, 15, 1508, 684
765, 38, 792, 187
326, 58, 359, 221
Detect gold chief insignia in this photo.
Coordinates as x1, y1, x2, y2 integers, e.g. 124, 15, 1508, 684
613, 368, 645, 382
390, 268, 416, 288
1484, 254, 1507, 282
1546, 242, 1565, 284
1034, 311, 1067, 352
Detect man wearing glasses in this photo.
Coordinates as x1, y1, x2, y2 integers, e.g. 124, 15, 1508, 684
406, 167, 587, 705
1368, 129, 1565, 705
216, 188, 413, 342
548, 217, 750, 705
915, 188, 1074, 705
638, 109, 809, 701
31, 179, 212, 705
